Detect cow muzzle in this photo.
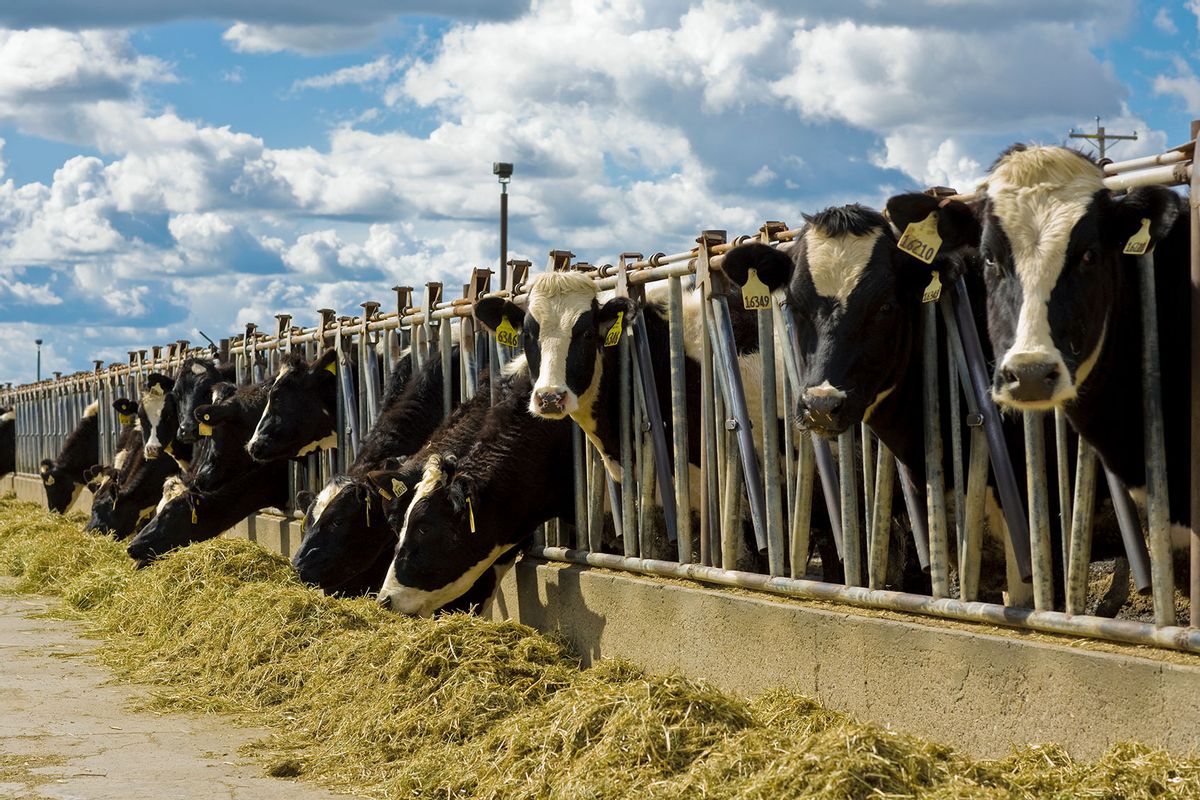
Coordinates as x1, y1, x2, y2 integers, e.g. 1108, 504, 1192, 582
144, 444, 161, 460
800, 383, 849, 437
532, 388, 570, 417
994, 353, 1068, 408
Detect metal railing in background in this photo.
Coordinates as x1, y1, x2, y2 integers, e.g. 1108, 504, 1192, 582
0, 126, 1195, 657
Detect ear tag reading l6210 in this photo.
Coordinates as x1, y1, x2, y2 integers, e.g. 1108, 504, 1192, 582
496, 316, 519, 348
741, 268, 772, 311
604, 311, 625, 348
898, 211, 942, 265
1123, 218, 1153, 256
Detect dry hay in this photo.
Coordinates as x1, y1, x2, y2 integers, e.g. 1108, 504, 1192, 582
1, 497, 1199, 799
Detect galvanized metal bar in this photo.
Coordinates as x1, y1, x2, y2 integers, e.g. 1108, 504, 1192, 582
619, 328, 636, 557
961, 427, 988, 602
1137, 250, 1176, 625
699, 291, 718, 567
860, 423, 875, 542
588, 446, 606, 553
573, 425, 587, 550
948, 276, 1033, 582
720, 430, 741, 570
631, 307, 679, 544
790, 431, 815, 579
439, 318, 453, 420
868, 442, 895, 590
1024, 412, 1055, 611
1065, 441, 1098, 615
838, 428, 862, 586
667, 276, 692, 563
757, 306, 785, 576
531, 546, 1200, 655
1054, 409, 1073, 582
922, 302, 950, 598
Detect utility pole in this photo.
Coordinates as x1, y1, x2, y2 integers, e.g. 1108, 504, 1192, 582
493, 162, 513, 290
1069, 116, 1137, 162
34, 339, 42, 382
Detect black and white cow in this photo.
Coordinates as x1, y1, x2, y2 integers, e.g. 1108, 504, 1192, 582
0, 405, 14, 478
85, 399, 146, 534
40, 400, 100, 513
171, 357, 236, 445
291, 349, 475, 596
125, 378, 287, 567
85, 422, 180, 539
376, 365, 575, 616
139, 373, 193, 469
890, 145, 1192, 533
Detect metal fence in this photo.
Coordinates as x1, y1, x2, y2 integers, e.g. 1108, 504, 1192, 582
3, 126, 1197, 656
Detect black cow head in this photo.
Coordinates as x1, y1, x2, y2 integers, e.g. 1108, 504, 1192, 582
84, 465, 120, 533
39, 458, 79, 513
139, 373, 178, 460
113, 397, 138, 426
723, 203, 973, 438
126, 476, 194, 568
246, 350, 338, 462
890, 145, 1181, 410
475, 271, 630, 422
172, 358, 226, 443
191, 394, 257, 489
291, 472, 395, 594
376, 454, 509, 617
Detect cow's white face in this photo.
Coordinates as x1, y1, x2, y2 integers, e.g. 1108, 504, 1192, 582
140, 384, 169, 459
523, 271, 603, 420
981, 146, 1110, 409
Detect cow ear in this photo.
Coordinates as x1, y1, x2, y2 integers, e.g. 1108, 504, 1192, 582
146, 373, 175, 394
886, 193, 982, 253
295, 490, 316, 514
313, 349, 338, 377
594, 297, 634, 344
39, 459, 53, 475
112, 398, 137, 416
193, 403, 236, 427
210, 382, 237, 404
1104, 185, 1182, 251
474, 297, 524, 334
366, 469, 409, 502
83, 465, 103, 483
722, 242, 795, 292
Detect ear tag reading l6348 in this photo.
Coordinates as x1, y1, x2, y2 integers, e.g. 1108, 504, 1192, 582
898, 211, 942, 265
1123, 218, 1153, 256
741, 268, 771, 311
604, 311, 625, 348
496, 316, 519, 348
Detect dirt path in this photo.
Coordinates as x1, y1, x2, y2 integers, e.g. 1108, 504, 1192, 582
0, 591, 356, 800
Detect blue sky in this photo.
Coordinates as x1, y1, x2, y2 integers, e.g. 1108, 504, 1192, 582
0, 0, 1195, 383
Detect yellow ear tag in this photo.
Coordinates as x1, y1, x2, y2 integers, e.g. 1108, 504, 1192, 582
922, 271, 942, 304
119, 413, 133, 426
465, 496, 476, 533
377, 486, 393, 502
198, 421, 213, 437
164, 442, 174, 456
741, 267, 772, 311
391, 479, 407, 500
324, 360, 337, 376
495, 316, 520, 348
1123, 217, 1153, 256
190, 507, 198, 525
898, 211, 942, 265
603, 311, 625, 348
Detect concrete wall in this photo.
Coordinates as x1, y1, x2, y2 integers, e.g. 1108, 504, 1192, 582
4, 474, 94, 515
489, 557, 1200, 760
7, 470, 1200, 759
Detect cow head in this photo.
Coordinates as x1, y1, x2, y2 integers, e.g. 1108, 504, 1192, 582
172, 359, 225, 443
84, 466, 120, 534
291, 472, 396, 594
246, 350, 338, 462
723, 204, 975, 438
191, 390, 258, 489
892, 145, 1181, 410
376, 454, 509, 617
475, 271, 630, 422
113, 397, 138, 425
39, 458, 79, 513
126, 476, 193, 568
139, 373, 178, 460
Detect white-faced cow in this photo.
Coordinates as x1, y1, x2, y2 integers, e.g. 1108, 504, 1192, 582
85, 416, 180, 539
40, 400, 100, 513
891, 145, 1192, 534
376, 364, 575, 616
85, 398, 147, 534
290, 347, 463, 595
139, 373, 193, 469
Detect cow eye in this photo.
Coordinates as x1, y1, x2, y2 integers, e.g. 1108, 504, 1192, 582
877, 301, 895, 315
1081, 249, 1097, 267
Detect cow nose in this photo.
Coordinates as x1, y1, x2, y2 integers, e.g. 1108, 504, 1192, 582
998, 361, 1060, 403
804, 391, 844, 420
377, 593, 392, 610
534, 389, 566, 413
144, 445, 161, 459
176, 426, 197, 444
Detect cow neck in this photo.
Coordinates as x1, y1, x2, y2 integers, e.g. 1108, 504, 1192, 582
56, 414, 100, 479
860, 335, 924, 477
470, 416, 574, 537
183, 458, 290, 542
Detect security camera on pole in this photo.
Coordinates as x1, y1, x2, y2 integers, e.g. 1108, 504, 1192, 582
493, 162, 513, 290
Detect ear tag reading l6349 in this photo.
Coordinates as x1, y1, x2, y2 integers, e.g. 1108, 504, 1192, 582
741, 268, 771, 311
496, 316, 519, 348
1123, 218, 1153, 256
604, 311, 625, 348
898, 211, 942, 265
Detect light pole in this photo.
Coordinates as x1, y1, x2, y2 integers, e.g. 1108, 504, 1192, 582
34, 339, 42, 382
493, 162, 513, 290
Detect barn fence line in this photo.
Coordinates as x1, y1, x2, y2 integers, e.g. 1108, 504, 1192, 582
1, 126, 1197, 652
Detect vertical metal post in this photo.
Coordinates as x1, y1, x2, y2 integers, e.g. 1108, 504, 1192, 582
758, 302, 784, 576
631, 308, 680, 544
861, 424, 875, 540
922, 302, 950, 598
1024, 412, 1054, 611
1065, 441, 1098, 615
667, 276, 692, 563
790, 432, 815, 579
1054, 410, 1073, 582
1105, 468, 1152, 593
868, 442, 896, 590
961, 428, 988, 602
838, 428, 861, 586
1137, 250, 1175, 626
572, 425, 587, 549
619, 326, 636, 557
